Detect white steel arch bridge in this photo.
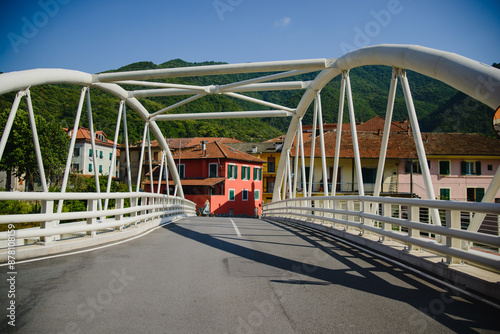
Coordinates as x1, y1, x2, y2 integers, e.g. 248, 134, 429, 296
1, 44, 500, 282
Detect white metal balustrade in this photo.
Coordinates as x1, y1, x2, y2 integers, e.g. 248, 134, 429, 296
263, 196, 500, 273
0, 192, 196, 248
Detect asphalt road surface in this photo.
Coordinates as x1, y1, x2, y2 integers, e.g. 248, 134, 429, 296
1, 217, 499, 333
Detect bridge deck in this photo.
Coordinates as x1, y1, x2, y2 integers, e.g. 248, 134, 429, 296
1, 217, 498, 333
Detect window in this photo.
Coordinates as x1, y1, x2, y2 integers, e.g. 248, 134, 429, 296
254, 190, 260, 200
100, 151, 103, 159
229, 189, 235, 201
73, 148, 80, 157
227, 164, 237, 179
461, 161, 481, 175
242, 189, 248, 201
72, 163, 79, 171
254, 167, 262, 181
440, 188, 450, 200
439, 161, 450, 175
178, 164, 185, 178
361, 167, 377, 184
109, 152, 112, 160
467, 187, 485, 202
209, 163, 218, 178
242, 166, 250, 180
88, 163, 92, 172
405, 160, 430, 174
488, 164, 493, 171
267, 157, 275, 173
99, 165, 103, 173
89, 149, 93, 158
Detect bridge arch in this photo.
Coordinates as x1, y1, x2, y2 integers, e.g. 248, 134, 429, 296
0, 44, 499, 264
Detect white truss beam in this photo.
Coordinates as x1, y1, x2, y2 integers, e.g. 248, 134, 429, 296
95, 58, 332, 82
153, 110, 293, 121
223, 92, 295, 113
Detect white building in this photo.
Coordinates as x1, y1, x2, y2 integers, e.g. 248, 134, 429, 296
66, 127, 120, 178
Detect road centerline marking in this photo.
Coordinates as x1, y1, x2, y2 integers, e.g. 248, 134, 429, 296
229, 218, 242, 237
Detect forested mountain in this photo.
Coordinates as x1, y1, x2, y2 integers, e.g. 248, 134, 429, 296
1, 60, 498, 144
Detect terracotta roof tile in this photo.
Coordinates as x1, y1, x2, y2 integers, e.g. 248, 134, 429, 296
293, 131, 500, 158
172, 141, 265, 163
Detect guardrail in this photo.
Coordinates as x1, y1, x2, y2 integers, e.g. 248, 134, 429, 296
0, 192, 196, 248
263, 196, 500, 273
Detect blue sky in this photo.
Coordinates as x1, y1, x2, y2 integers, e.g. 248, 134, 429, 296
1, 0, 499, 74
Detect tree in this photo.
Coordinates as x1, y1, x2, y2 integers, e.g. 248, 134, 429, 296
0, 108, 69, 191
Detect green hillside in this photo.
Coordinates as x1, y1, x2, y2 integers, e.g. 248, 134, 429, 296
1, 60, 497, 144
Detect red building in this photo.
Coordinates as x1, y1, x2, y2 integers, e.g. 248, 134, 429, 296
143, 141, 264, 217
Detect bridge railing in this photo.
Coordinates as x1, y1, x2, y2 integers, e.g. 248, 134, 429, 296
0, 192, 196, 248
263, 195, 500, 273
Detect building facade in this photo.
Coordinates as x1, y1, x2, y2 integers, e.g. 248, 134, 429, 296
143, 141, 264, 216
226, 142, 283, 205
66, 127, 120, 178
291, 116, 500, 202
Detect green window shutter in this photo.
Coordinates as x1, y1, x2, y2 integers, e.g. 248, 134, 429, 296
235, 165, 238, 179
461, 161, 466, 175
89, 163, 92, 172
89, 149, 93, 157
476, 188, 485, 202
228, 165, 232, 178
475, 161, 481, 175
254, 167, 257, 180
247, 167, 250, 180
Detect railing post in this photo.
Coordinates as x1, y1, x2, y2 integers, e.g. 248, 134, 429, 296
115, 198, 124, 231
407, 206, 421, 252
445, 210, 462, 266
380, 203, 392, 242
38, 200, 59, 245
346, 200, 354, 231
86, 199, 97, 237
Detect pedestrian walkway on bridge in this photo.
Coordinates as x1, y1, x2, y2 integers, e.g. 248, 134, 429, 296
1, 217, 498, 333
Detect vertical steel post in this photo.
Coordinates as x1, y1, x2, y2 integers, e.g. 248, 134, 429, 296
308, 95, 319, 197
292, 130, 300, 198
345, 72, 364, 196
104, 100, 124, 210
316, 92, 328, 197
136, 123, 148, 192
25, 90, 48, 192
399, 70, 441, 226
57, 87, 87, 213
86, 89, 102, 211
286, 150, 293, 199
122, 103, 133, 192
298, 120, 307, 198
373, 68, 398, 197
0, 90, 25, 162
147, 125, 154, 193
331, 72, 347, 196
157, 150, 165, 194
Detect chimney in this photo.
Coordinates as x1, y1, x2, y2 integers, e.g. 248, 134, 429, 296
252, 145, 258, 154
201, 141, 207, 156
